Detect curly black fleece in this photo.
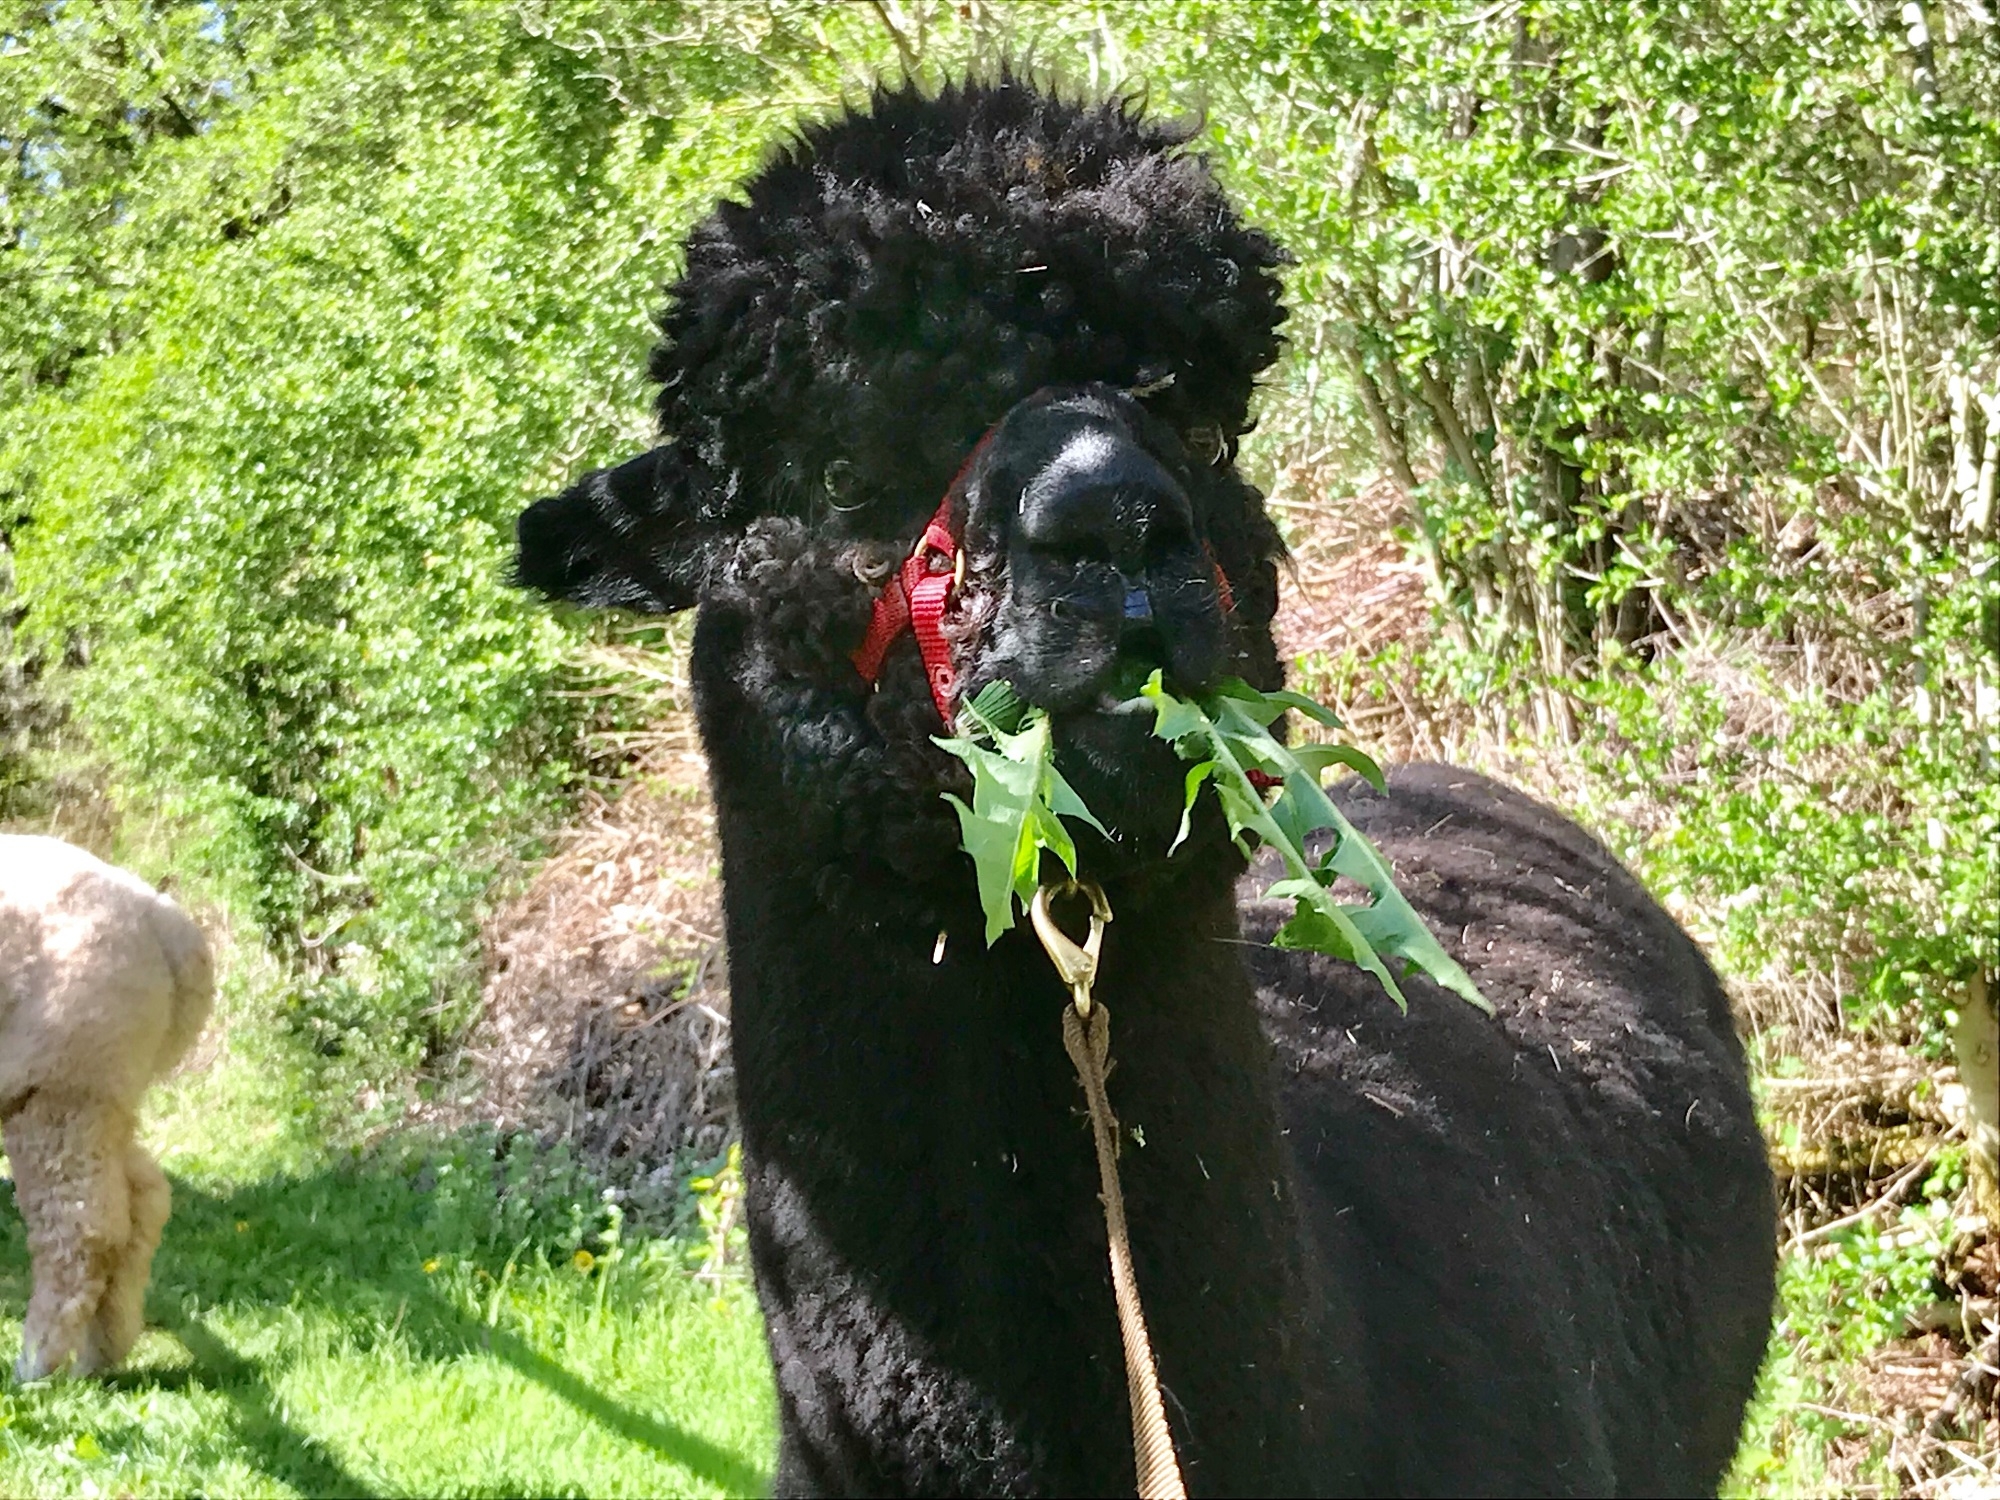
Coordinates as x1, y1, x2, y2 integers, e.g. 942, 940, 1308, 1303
653, 79, 1284, 541
515, 75, 1775, 1498
516, 77, 1288, 616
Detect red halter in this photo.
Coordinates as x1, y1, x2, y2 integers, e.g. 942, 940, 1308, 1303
850, 432, 1237, 726
850, 492, 967, 723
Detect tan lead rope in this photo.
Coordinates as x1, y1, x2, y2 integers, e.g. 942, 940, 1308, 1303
1031, 881, 1189, 1500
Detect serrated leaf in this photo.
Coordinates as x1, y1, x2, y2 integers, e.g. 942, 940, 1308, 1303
1270, 904, 1357, 961
1141, 668, 1210, 745
935, 696, 1109, 945
940, 672, 1492, 1015
1024, 797, 1078, 882
1289, 742, 1386, 790
1046, 765, 1111, 838
1347, 903, 1488, 1013
942, 792, 1026, 943
1268, 776, 1330, 858
1146, 676, 1494, 1017
1253, 687, 1346, 729
1212, 775, 1271, 851
1207, 678, 1289, 727
1169, 760, 1217, 855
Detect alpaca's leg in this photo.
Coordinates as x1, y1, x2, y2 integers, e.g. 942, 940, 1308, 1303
4, 1092, 132, 1382
77, 1142, 169, 1375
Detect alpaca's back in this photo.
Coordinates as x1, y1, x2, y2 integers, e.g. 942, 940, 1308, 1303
0, 835, 214, 1116
1249, 765, 1774, 1495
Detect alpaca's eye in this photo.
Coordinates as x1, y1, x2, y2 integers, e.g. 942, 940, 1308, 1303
824, 460, 862, 509
1185, 426, 1226, 467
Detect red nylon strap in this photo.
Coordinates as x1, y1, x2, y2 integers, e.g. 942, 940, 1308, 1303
905, 506, 961, 720
1206, 542, 1235, 616
850, 556, 912, 684
852, 494, 962, 722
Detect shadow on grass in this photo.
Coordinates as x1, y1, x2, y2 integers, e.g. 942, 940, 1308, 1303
473, 1316, 766, 1495
1, 1159, 769, 1498
158, 1317, 382, 1499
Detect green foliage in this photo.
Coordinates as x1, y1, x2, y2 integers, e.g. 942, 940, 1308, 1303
939, 673, 1487, 1013
686, 1142, 746, 1293
1788, 1210, 1959, 1362
935, 680, 1109, 944
1141, 672, 1489, 1013
1561, 634, 2000, 1046
2, 0, 1988, 1096
0, 4, 1986, 1486
1162, 0, 1997, 1044
0, 1, 883, 1065
1194, 0, 1999, 667
1724, 1152, 1970, 1495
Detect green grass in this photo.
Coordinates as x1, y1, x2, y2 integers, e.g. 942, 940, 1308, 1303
4, 954, 1971, 1499
0, 998, 777, 1499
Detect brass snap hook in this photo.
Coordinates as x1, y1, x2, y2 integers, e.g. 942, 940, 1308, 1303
1031, 878, 1111, 1016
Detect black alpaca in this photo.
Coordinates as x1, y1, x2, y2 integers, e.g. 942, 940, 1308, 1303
516, 78, 1775, 1497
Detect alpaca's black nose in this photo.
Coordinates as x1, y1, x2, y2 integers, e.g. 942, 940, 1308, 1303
977, 388, 1229, 707
1016, 427, 1194, 572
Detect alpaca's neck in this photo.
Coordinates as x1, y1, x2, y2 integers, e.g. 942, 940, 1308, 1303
718, 800, 1353, 1492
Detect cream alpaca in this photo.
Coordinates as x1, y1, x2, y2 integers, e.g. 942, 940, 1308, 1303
1, 835, 212, 1381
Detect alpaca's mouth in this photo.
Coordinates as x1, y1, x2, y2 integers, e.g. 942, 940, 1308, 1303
1090, 654, 1179, 715
1055, 708, 1161, 783
1095, 691, 1155, 716
1044, 696, 1199, 861
1040, 659, 1186, 775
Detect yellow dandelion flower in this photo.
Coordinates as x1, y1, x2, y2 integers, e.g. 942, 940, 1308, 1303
422, 1258, 441, 1274
572, 1248, 596, 1273
235, 1221, 248, 1233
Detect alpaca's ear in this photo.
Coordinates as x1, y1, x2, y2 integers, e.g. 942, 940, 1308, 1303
514, 447, 719, 613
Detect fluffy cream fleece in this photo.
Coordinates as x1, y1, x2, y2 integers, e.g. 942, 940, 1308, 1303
0, 835, 213, 1381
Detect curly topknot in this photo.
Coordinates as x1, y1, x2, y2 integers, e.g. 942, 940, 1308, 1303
649, 74, 1289, 544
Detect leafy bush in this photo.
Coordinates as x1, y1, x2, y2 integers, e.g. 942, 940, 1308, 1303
0, 2, 821, 1063
1200, 0, 1999, 1044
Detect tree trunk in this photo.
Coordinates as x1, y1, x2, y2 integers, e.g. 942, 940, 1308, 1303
1953, 969, 1999, 1224
1338, 340, 1418, 495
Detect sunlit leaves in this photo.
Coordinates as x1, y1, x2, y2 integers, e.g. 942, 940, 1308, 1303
1141, 673, 1490, 1014
938, 672, 1489, 1014
3, 0, 1989, 1061
0, 0, 840, 1064
935, 681, 1109, 944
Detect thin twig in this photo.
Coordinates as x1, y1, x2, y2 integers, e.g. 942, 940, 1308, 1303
1786, 1152, 1933, 1251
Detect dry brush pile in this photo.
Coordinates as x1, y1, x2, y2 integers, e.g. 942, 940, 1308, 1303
467, 632, 735, 1202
